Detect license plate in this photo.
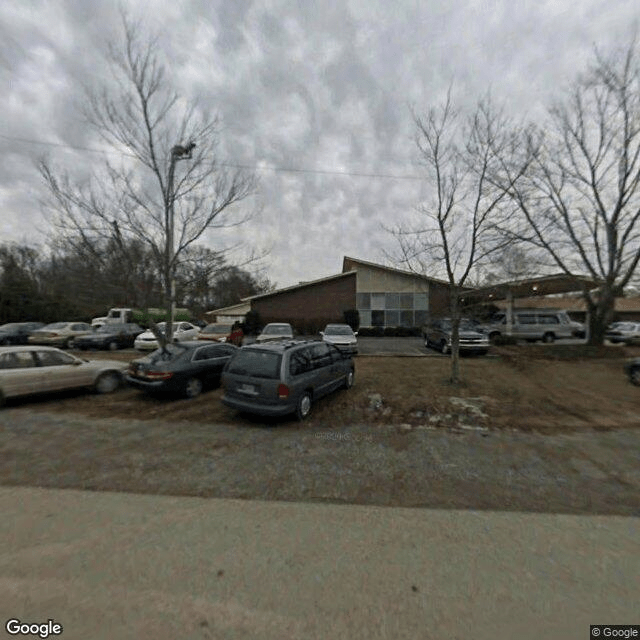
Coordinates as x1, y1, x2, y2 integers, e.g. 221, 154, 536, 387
239, 383, 256, 394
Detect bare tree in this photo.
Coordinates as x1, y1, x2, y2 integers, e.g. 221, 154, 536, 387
39, 13, 256, 344
494, 34, 640, 344
390, 92, 531, 383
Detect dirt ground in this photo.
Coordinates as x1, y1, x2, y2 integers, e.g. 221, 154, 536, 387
0, 345, 638, 516
10, 344, 639, 431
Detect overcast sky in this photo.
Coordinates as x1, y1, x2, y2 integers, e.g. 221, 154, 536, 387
0, 0, 637, 289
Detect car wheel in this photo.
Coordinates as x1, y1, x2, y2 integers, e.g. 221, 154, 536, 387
489, 332, 501, 345
184, 377, 203, 399
94, 372, 121, 394
440, 340, 449, 355
108, 341, 118, 351
344, 369, 355, 389
542, 332, 555, 343
630, 367, 640, 387
295, 391, 312, 421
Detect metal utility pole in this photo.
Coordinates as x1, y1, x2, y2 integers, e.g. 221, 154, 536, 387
165, 142, 195, 343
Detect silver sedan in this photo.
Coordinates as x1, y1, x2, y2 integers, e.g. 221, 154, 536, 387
0, 346, 127, 406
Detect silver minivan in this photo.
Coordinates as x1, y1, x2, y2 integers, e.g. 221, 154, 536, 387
479, 309, 577, 343
221, 340, 354, 420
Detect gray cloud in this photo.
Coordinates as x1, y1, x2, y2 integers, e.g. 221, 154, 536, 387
0, 0, 637, 287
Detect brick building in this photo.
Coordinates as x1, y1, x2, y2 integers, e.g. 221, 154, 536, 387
245, 256, 452, 331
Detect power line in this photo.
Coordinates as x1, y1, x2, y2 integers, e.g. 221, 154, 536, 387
0, 133, 425, 181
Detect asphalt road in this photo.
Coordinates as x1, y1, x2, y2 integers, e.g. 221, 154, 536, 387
0, 486, 638, 640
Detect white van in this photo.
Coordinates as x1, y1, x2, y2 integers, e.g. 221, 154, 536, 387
479, 309, 579, 343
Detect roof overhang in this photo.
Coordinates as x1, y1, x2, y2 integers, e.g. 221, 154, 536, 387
461, 274, 601, 302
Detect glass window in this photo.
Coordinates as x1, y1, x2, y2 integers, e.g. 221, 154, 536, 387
356, 293, 371, 310
385, 293, 399, 309
400, 294, 413, 309
0, 352, 35, 369
290, 348, 313, 376
359, 311, 371, 327
385, 310, 399, 326
414, 293, 428, 310
192, 346, 218, 361
371, 311, 384, 327
227, 350, 281, 378
371, 293, 386, 310
37, 351, 76, 366
517, 314, 536, 325
539, 315, 559, 324
414, 310, 429, 327
310, 343, 332, 369
400, 311, 413, 327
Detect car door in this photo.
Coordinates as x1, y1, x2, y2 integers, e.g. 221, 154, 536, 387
35, 350, 89, 392
308, 342, 335, 398
0, 351, 42, 398
191, 344, 232, 385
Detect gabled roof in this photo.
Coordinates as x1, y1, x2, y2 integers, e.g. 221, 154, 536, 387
342, 256, 451, 285
205, 301, 251, 317
243, 270, 356, 301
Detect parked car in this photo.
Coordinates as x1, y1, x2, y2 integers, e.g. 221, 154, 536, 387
477, 309, 575, 343
28, 322, 93, 348
0, 345, 126, 406
255, 323, 294, 343
320, 323, 358, 354
222, 339, 354, 420
133, 322, 200, 351
423, 318, 490, 355
126, 341, 237, 398
624, 358, 640, 386
605, 322, 640, 345
73, 323, 144, 351
0, 322, 44, 345
198, 323, 244, 346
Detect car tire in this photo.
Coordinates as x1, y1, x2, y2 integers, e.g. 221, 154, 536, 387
344, 369, 355, 389
108, 341, 118, 351
184, 377, 203, 399
488, 332, 501, 345
94, 372, 121, 394
542, 332, 555, 344
629, 367, 640, 387
295, 391, 312, 421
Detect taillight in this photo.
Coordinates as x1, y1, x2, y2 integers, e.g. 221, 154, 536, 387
146, 371, 173, 380
277, 383, 289, 399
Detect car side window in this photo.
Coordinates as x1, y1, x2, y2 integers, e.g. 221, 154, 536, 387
37, 351, 77, 366
310, 343, 332, 369
328, 345, 343, 363
517, 314, 536, 324
290, 348, 313, 376
540, 315, 559, 324
193, 345, 218, 361
0, 352, 36, 369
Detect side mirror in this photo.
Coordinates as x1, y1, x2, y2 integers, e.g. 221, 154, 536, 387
319, 331, 324, 336
354, 331, 358, 336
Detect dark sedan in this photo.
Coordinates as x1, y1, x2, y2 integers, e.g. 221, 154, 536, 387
74, 323, 144, 351
126, 341, 237, 398
0, 322, 44, 345
423, 318, 490, 355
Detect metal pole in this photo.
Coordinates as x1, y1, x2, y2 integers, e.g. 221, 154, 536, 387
166, 153, 177, 343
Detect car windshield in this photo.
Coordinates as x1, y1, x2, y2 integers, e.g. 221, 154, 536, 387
263, 325, 291, 335
43, 322, 67, 330
227, 349, 282, 378
439, 319, 477, 330
203, 324, 232, 334
325, 325, 354, 335
613, 323, 636, 331
150, 322, 181, 332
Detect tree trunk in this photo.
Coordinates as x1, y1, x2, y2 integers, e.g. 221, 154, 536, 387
450, 291, 461, 384
586, 286, 615, 346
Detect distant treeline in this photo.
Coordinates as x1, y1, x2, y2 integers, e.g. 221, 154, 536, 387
0, 238, 271, 324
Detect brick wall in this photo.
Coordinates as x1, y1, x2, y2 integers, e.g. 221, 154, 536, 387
252, 273, 357, 332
